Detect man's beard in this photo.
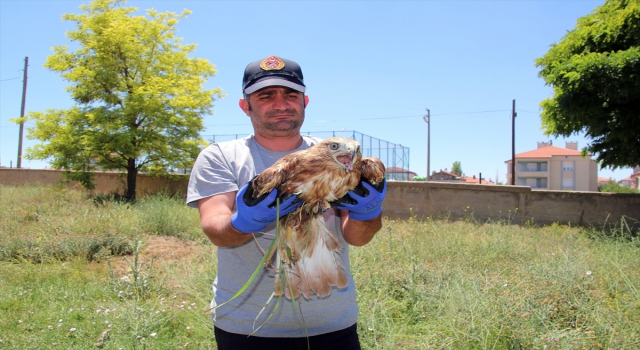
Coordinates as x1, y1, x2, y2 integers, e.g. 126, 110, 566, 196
261, 109, 304, 132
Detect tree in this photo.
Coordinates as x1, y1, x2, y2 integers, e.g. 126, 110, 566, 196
451, 161, 462, 176
15, 0, 222, 200
599, 180, 639, 194
536, 0, 640, 169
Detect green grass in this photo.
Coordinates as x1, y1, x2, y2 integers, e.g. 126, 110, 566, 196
1, 184, 639, 349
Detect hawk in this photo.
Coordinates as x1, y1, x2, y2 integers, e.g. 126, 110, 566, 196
251, 137, 386, 300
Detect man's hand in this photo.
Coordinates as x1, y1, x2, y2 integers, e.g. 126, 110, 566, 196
230, 181, 302, 233
332, 179, 387, 221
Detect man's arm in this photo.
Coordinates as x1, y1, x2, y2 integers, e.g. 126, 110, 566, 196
340, 209, 382, 246
197, 192, 252, 247
197, 182, 303, 247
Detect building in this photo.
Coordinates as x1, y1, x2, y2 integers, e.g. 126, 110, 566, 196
598, 177, 614, 187
631, 166, 640, 189
618, 166, 640, 189
386, 167, 417, 181
461, 175, 495, 185
618, 177, 635, 188
505, 141, 598, 191
430, 169, 460, 181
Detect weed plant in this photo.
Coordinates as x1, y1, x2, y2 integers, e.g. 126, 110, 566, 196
352, 216, 640, 349
1, 184, 639, 349
0, 184, 201, 262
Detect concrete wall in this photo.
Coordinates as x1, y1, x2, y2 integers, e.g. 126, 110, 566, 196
1, 169, 638, 230
0, 168, 189, 198
384, 181, 640, 230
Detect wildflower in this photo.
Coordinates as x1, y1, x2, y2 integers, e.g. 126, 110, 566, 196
18, 320, 22, 323
586, 271, 592, 276
150, 333, 157, 337
186, 326, 191, 330
69, 328, 76, 332
48, 325, 53, 329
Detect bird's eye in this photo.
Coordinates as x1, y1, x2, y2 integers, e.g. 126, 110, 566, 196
329, 143, 340, 150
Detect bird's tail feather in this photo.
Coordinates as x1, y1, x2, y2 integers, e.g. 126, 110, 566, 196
274, 215, 347, 300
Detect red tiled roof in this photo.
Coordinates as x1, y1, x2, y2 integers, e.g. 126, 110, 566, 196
598, 177, 613, 182
515, 146, 583, 159
433, 171, 459, 177
461, 177, 495, 185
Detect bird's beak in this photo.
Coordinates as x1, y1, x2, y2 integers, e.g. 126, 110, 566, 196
335, 147, 357, 173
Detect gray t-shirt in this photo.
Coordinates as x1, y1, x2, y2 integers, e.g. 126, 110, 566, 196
186, 135, 358, 337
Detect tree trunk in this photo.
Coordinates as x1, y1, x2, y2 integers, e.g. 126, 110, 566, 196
126, 158, 137, 202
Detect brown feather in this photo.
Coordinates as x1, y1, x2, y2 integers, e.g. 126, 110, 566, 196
252, 137, 386, 299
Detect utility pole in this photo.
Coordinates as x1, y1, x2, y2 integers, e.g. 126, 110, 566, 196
423, 109, 430, 181
511, 99, 516, 185
17, 56, 29, 169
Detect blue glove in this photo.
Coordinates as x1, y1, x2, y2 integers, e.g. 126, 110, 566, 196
230, 181, 302, 234
332, 179, 386, 221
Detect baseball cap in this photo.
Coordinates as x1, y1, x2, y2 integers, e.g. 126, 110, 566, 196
242, 56, 306, 95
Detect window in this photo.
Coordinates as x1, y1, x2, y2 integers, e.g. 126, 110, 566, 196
519, 162, 548, 172
522, 178, 548, 188
562, 161, 574, 171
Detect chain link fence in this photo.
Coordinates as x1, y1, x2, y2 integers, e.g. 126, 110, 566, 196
203, 130, 412, 180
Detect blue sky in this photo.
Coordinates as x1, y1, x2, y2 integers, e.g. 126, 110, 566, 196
1, 0, 634, 182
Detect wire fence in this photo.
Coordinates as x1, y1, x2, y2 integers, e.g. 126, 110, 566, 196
203, 130, 412, 181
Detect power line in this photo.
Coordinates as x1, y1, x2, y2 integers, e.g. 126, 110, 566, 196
0, 77, 21, 82
431, 109, 511, 117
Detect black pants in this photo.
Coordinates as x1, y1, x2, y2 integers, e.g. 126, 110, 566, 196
214, 323, 362, 350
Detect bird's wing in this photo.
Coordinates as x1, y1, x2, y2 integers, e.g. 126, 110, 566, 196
252, 155, 302, 198
360, 157, 386, 184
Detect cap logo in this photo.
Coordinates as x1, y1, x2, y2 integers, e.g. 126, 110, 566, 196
259, 56, 285, 71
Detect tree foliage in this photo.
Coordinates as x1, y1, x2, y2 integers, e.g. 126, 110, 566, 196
599, 180, 639, 193
15, 0, 222, 200
536, 0, 640, 169
451, 161, 462, 176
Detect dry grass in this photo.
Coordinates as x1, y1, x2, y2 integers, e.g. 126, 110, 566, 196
1, 184, 639, 349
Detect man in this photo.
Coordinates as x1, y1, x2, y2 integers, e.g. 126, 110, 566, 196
186, 55, 386, 350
